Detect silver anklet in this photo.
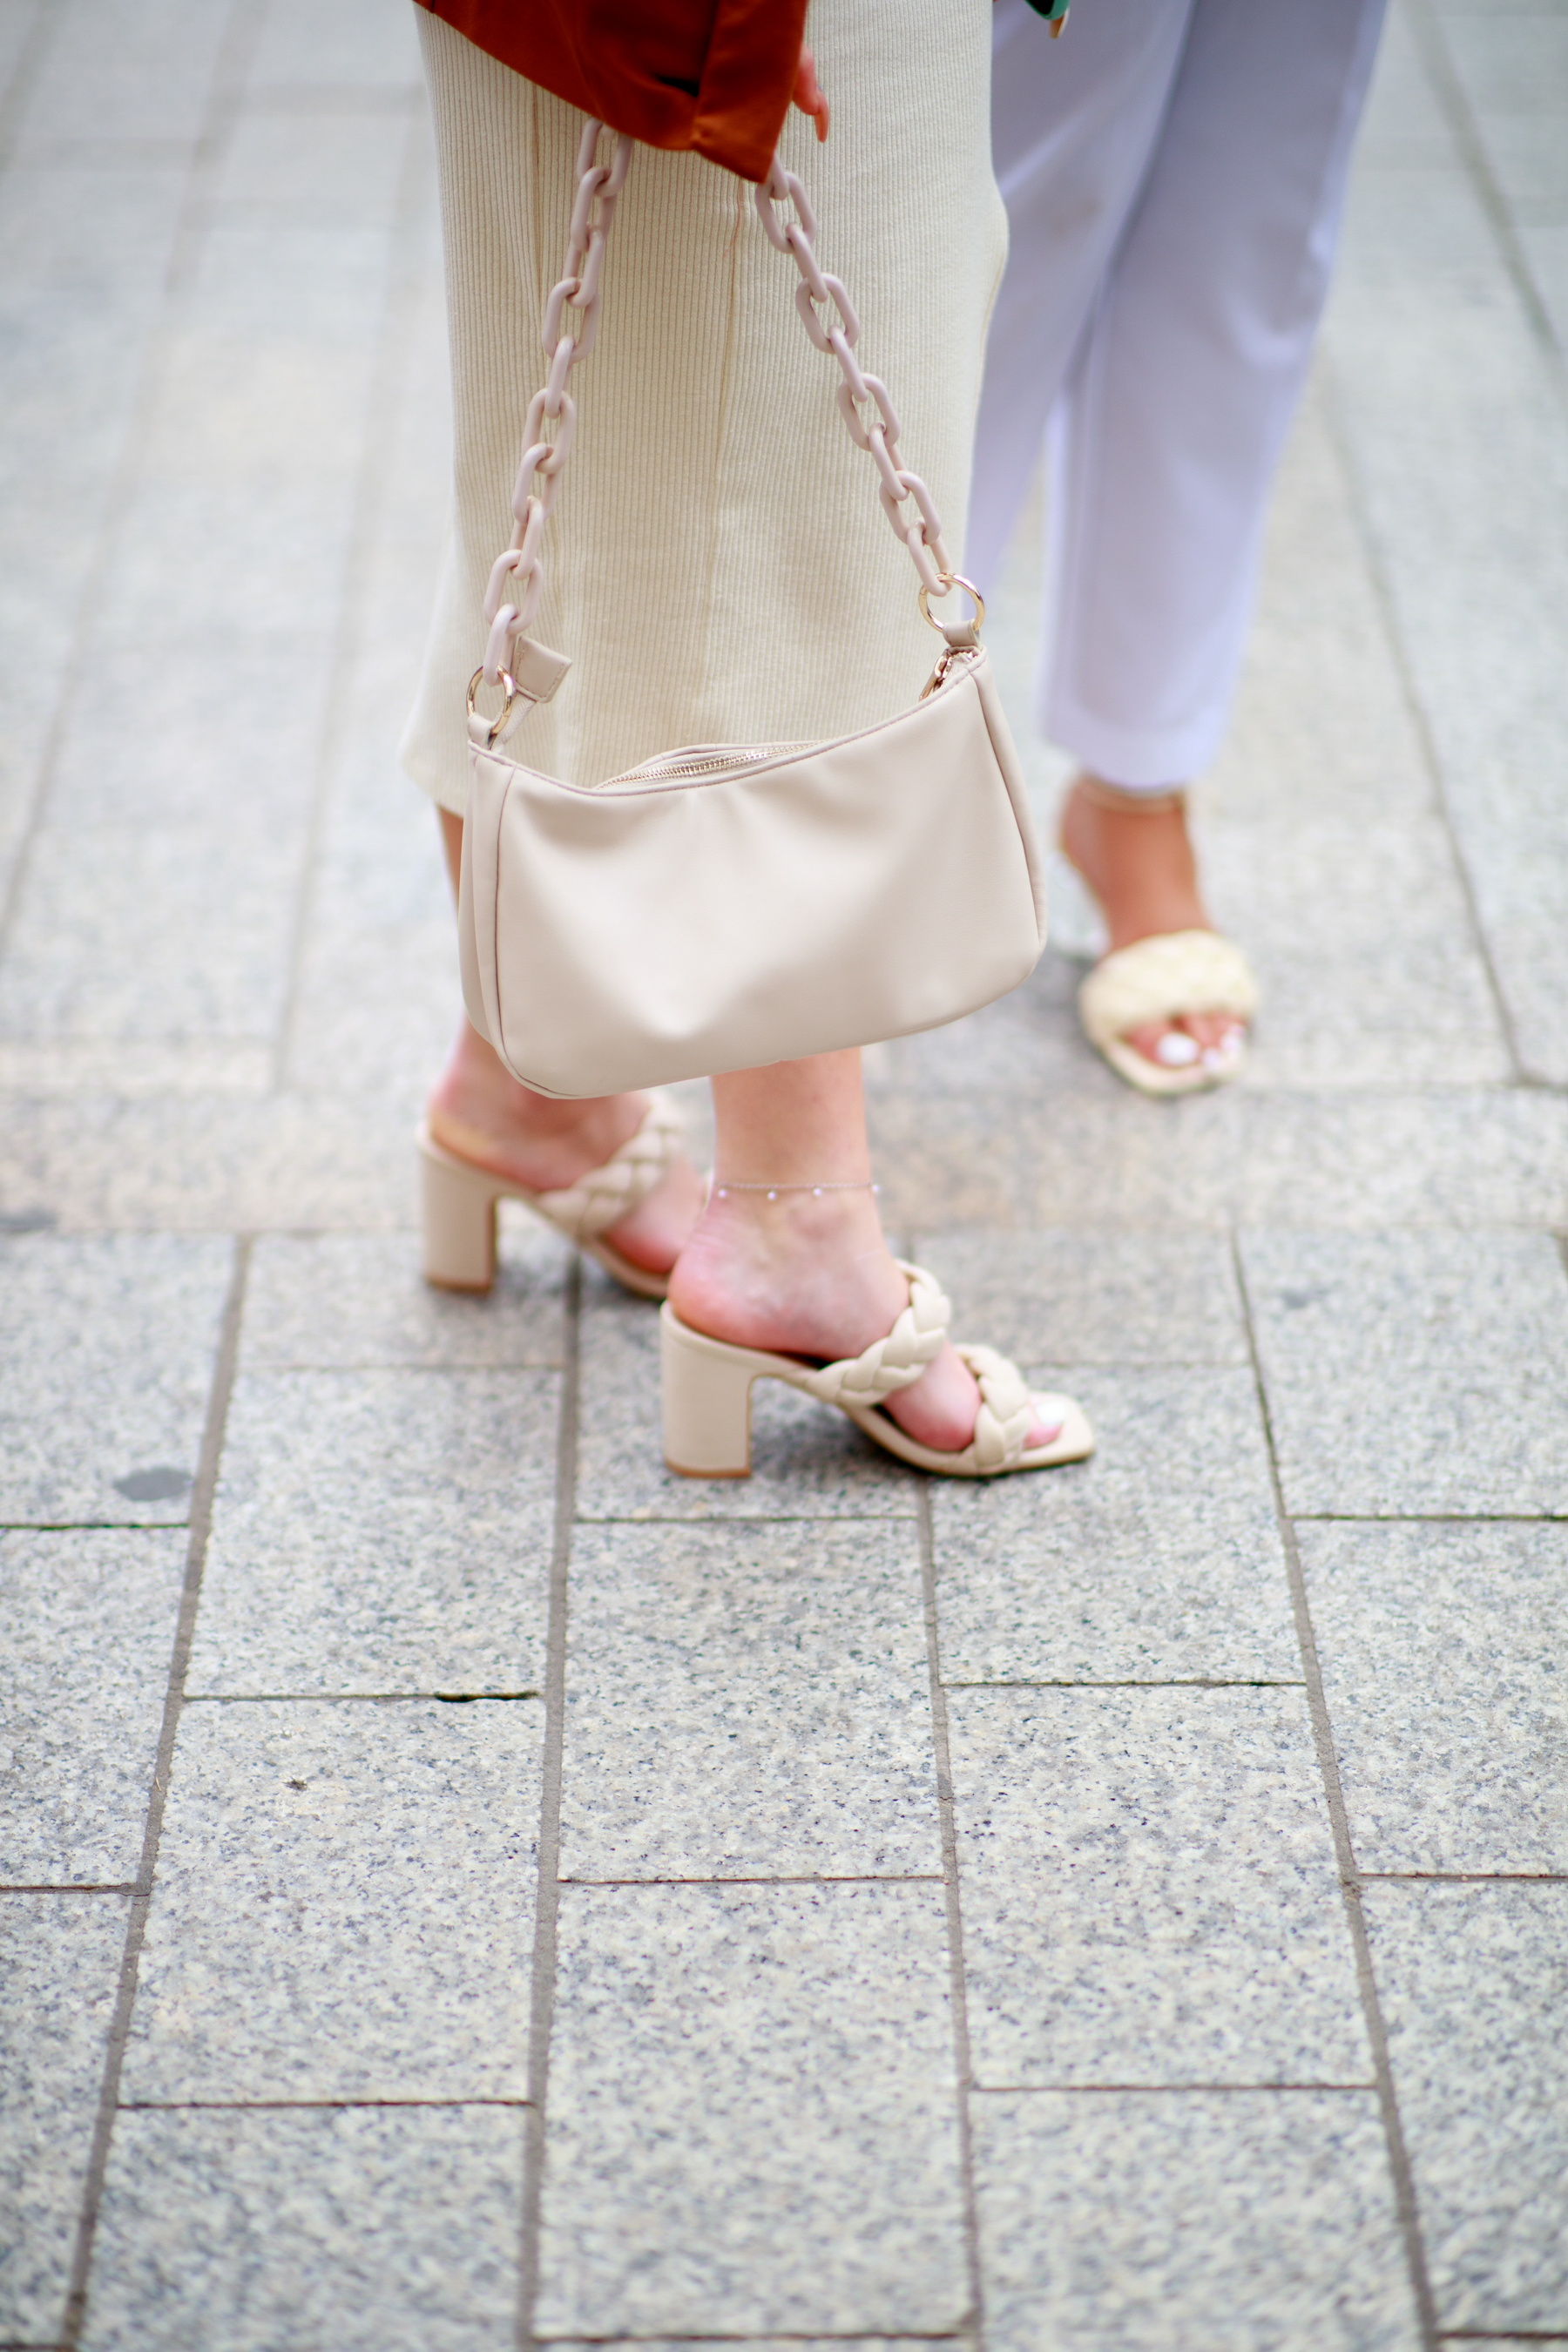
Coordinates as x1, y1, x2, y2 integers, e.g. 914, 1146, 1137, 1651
713, 1179, 880, 1200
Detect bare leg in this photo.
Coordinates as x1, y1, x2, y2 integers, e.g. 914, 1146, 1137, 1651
1060, 779, 1247, 1075
427, 811, 704, 1274
668, 1050, 1059, 1454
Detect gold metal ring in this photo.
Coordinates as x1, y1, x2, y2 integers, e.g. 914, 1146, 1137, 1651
467, 666, 518, 748
917, 574, 985, 635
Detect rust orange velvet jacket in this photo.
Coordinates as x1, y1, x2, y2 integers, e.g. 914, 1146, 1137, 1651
413, 0, 809, 182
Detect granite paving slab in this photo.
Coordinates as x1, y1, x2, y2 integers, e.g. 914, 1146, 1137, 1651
948, 1686, 1369, 2086
0, 1233, 232, 1525
0, 154, 188, 780
249, 0, 423, 91
1241, 1228, 1568, 1515
1436, 6, 1568, 125
0, 1087, 420, 1232
1302, 1520, 1568, 1873
280, 793, 459, 1098
121, 1697, 541, 2103
82, 2105, 521, 2352
558, 1521, 938, 1881
1015, 1085, 1568, 1230
187, 1367, 558, 1696
179, 219, 395, 351
0, 808, 308, 1051
36, 625, 328, 837
13, 0, 232, 150
1197, 372, 1435, 819
573, 1289, 916, 1523
242, 1227, 568, 1373
120, 291, 383, 560
102, 465, 364, 645
1328, 89, 1568, 1084
0, 6, 38, 98
215, 107, 414, 233
865, 1088, 1031, 1230
973, 2088, 1420, 2352
537, 1882, 966, 2337
16, 1079, 1565, 1238
0, 1893, 127, 2342
930, 1369, 1299, 1685
1365, 1882, 1568, 2334
909, 1230, 1248, 1369
882, 955, 1088, 1098
1, 1528, 185, 1885
277, 240, 459, 1100
1202, 810, 1510, 1090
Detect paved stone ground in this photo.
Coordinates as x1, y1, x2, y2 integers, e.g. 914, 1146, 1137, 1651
2, 1, 1566, 2346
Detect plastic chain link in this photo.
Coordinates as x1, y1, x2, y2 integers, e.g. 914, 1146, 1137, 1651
482, 118, 631, 686
754, 158, 956, 600
483, 130, 961, 691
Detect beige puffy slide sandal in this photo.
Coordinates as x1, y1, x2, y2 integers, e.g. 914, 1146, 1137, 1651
660, 1259, 1094, 1479
1078, 929, 1260, 1097
419, 1091, 683, 1299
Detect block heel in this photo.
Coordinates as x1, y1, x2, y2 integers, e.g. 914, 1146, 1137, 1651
419, 1124, 501, 1291
659, 1305, 758, 1477
415, 1093, 685, 1302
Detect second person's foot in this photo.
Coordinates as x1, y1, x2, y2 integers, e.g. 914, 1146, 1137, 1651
1059, 774, 1251, 1083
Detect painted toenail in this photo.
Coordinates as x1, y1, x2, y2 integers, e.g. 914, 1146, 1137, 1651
1153, 1031, 1200, 1068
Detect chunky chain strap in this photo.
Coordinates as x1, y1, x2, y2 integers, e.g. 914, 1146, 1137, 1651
753, 159, 955, 599
480, 127, 962, 692
481, 119, 630, 685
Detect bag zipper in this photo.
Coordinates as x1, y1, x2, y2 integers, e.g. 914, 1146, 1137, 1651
604, 652, 980, 789
608, 742, 810, 787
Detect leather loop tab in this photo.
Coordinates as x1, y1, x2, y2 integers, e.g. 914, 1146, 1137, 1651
510, 638, 572, 704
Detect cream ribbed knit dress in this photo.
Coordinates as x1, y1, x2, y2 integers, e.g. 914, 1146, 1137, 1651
402, 2, 1007, 812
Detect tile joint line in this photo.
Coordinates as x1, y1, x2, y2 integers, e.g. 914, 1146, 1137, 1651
517, 1252, 580, 2349
1404, 0, 1564, 371
60, 1232, 253, 2350
916, 1466, 987, 2349
1231, 1229, 1442, 2352
1316, 353, 1529, 1089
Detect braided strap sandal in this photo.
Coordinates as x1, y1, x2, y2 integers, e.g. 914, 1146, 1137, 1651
419, 1091, 683, 1299
1078, 929, 1259, 1098
660, 1259, 1094, 1479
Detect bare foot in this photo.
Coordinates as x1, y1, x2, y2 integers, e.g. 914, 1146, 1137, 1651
1060, 776, 1247, 1078
668, 1187, 1060, 1456
426, 1019, 704, 1275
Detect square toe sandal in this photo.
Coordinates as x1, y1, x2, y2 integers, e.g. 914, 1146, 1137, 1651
419, 1091, 683, 1299
1050, 846, 1259, 1098
660, 1259, 1094, 1479
1078, 929, 1259, 1097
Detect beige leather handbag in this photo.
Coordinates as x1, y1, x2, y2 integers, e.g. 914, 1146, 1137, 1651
458, 125, 1047, 1101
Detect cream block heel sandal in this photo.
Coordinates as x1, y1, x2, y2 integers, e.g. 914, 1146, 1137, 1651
660, 1260, 1094, 1479
419, 1092, 682, 1300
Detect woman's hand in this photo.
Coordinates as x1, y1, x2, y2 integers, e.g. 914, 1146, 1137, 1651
793, 45, 830, 141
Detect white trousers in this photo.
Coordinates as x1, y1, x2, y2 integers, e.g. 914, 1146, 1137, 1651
969, 0, 1387, 788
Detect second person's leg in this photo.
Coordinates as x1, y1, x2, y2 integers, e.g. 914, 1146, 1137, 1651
1043, 0, 1387, 1073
